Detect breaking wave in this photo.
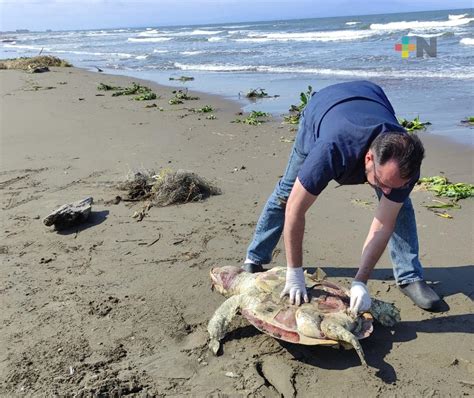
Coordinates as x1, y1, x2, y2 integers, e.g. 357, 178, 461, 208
370, 17, 474, 31
449, 13, 469, 20
235, 29, 377, 42
180, 50, 205, 55
2, 44, 134, 58
137, 29, 223, 37
128, 37, 172, 42
173, 62, 474, 79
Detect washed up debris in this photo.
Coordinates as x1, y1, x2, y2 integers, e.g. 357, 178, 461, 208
169, 89, 199, 105
242, 88, 279, 99
104, 196, 122, 205
460, 116, 474, 126
169, 97, 183, 105
280, 136, 295, 143
422, 199, 461, 210
134, 91, 157, 101
43, 197, 93, 229
433, 211, 453, 219
225, 371, 240, 378
150, 169, 221, 206
0, 55, 72, 70
190, 105, 214, 113
284, 85, 313, 124
417, 176, 474, 200
97, 83, 123, 91
118, 169, 221, 207
398, 116, 431, 132
23, 85, 56, 91
112, 83, 157, 100
245, 88, 268, 98
28, 66, 50, 73
111, 83, 154, 97
169, 76, 194, 82
351, 199, 374, 208
97, 82, 157, 100
132, 201, 152, 222
232, 110, 270, 125
417, 176, 473, 220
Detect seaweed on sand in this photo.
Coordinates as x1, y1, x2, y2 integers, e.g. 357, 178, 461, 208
0, 56, 72, 70
168, 89, 199, 105
284, 85, 314, 124
398, 116, 431, 132
97, 82, 157, 100
118, 169, 221, 206
415, 176, 472, 220
111, 83, 156, 98
191, 105, 214, 113
232, 110, 270, 125
417, 176, 474, 200
97, 83, 123, 91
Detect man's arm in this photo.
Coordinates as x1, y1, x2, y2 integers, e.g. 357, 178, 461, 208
281, 177, 317, 305
284, 177, 318, 268
350, 195, 403, 314
355, 195, 403, 283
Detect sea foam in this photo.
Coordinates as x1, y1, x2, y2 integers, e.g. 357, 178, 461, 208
460, 37, 474, 45
370, 17, 474, 31
174, 62, 474, 79
128, 37, 172, 42
235, 29, 376, 42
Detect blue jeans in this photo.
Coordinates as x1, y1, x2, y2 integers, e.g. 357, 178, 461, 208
246, 131, 424, 286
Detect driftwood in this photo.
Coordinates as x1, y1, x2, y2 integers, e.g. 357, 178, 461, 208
28, 66, 50, 73
43, 197, 93, 229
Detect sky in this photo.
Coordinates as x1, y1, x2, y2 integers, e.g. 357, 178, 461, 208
0, 0, 472, 31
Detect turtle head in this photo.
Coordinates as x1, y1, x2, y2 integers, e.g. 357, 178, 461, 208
210, 266, 245, 296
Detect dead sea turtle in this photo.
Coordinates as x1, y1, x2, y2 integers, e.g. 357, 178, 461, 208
208, 266, 400, 366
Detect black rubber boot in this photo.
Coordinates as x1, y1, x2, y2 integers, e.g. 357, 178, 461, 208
241, 262, 264, 273
399, 280, 442, 310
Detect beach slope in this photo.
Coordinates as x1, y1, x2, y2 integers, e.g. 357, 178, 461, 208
1, 67, 473, 397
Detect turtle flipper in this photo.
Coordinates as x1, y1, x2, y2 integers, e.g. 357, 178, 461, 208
370, 298, 401, 327
207, 294, 243, 355
321, 317, 368, 367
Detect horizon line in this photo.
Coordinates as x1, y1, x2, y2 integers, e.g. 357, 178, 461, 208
0, 6, 471, 33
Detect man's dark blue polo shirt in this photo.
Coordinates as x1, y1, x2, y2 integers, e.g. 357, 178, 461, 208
296, 80, 417, 203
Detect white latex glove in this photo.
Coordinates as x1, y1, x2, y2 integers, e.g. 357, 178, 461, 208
350, 281, 372, 314
280, 267, 309, 306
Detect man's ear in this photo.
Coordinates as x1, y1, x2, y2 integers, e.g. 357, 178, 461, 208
365, 149, 373, 163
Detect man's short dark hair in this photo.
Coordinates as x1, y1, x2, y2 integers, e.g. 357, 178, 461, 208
370, 132, 425, 180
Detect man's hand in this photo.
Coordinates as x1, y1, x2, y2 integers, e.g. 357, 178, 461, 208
280, 267, 309, 306
349, 281, 371, 314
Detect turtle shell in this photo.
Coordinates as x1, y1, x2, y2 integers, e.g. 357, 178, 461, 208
240, 267, 373, 345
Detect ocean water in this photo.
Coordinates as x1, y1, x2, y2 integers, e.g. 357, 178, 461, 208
1, 8, 473, 144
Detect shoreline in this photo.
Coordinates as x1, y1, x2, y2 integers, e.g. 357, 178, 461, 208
1, 66, 473, 397
91, 66, 474, 148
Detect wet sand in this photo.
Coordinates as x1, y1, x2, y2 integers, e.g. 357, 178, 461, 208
1, 67, 473, 397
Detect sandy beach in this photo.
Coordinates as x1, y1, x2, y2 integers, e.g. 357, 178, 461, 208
1, 66, 473, 397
